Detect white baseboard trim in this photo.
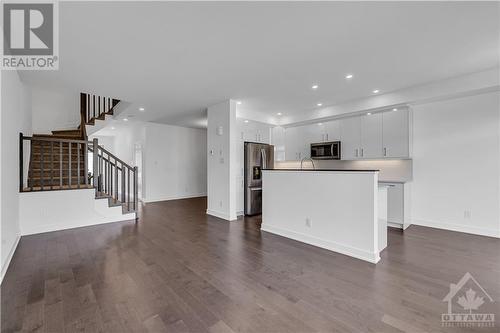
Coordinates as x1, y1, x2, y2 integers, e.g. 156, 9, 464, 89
261, 224, 380, 264
142, 193, 206, 203
1, 235, 20, 284
206, 209, 237, 221
21, 213, 136, 236
411, 218, 500, 238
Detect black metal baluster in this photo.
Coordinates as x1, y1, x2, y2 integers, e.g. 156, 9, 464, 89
19, 133, 23, 192
69, 142, 72, 188
40, 141, 44, 190
50, 141, 54, 190
59, 141, 62, 188
29, 139, 34, 191
77, 143, 80, 189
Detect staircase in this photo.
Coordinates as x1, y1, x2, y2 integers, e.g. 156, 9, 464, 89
20, 93, 138, 216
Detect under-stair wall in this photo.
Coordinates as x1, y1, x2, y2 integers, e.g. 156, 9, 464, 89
19, 188, 136, 235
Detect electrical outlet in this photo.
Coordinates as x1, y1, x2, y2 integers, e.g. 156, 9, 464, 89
305, 218, 312, 227
464, 210, 472, 219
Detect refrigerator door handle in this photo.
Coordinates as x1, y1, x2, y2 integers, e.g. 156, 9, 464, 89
261, 149, 267, 169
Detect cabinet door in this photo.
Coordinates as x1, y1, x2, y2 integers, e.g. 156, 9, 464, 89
294, 125, 308, 159
258, 126, 270, 144
383, 109, 409, 158
324, 120, 341, 142
361, 113, 383, 158
340, 117, 361, 160
387, 183, 404, 225
271, 127, 286, 161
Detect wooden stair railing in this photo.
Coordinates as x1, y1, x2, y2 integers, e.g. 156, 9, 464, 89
80, 92, 120, 128
20, 134, 138, 215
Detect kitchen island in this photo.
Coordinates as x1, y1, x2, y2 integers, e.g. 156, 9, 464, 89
261, 169, 385, 263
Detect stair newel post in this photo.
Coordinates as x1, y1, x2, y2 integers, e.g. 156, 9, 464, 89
84, 142, 88, 186
134, 166, 138, 215
19, 133, 23, 192
114, 157, 118, 200
127, 167, 130, 211
92, 138, 98, 193
121, 163, 125, 205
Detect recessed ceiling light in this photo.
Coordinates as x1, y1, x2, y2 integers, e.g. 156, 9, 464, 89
111, 127, 115, 130
311, 84, 319, 90
244, 120, 249, 123
392, 108, 398, 111
367, 112, 372, 115
318, 123, 323, 126
345, 74, 353, 79
373, 89, 380, 94
123, 118, 128, 121
317, 103, 323, 107
139, 107, 145, 111
277, 112, 282, 116
236, 101, 242, 105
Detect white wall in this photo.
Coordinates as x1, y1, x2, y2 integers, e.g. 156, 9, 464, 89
411, 91, 500, 237
96, 121, 207, 203
1, 70, 32, 281
31, 86, 79, 134
143, 122, 207, 202
207, 100, 238, 220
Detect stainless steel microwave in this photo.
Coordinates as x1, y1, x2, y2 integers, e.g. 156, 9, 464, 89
311, 141, 341, 160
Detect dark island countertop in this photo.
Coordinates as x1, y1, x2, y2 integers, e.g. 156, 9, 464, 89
262, 168, 380, 172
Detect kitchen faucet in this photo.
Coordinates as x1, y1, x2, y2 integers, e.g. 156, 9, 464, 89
300, 157, 316, 170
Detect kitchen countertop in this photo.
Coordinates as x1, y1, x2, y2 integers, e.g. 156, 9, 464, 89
262, 168, 379, 172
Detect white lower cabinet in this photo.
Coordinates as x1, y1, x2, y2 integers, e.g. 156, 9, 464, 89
379, 182, 411, 229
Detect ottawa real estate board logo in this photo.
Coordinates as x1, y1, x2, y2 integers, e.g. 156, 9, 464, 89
442, 272, 495, 328
1, 0, 59, 70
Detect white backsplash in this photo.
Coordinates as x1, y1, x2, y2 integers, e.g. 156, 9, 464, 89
274, 159, 413, 182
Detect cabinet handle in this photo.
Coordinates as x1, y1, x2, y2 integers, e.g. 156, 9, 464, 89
383, 147, 387, 156
326, 134, 329, 141
361, 148, 364, 157
355, 149, 358, 157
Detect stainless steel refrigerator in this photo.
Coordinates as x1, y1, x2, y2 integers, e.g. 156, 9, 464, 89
244, 142, 274, 216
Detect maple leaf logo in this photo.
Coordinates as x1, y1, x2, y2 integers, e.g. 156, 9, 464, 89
457, 288, 485, 313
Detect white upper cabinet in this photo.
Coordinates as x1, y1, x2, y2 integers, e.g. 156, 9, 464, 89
280, 108, 410, 161
340, 117, 361, 160
360, 113, 383, 158
240, 120, 271, 144
382, 109, 409, 158
324, 120, 341, 142
285, 126, 300, 160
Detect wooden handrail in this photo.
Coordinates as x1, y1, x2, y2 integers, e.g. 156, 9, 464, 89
21, 135, 91, 144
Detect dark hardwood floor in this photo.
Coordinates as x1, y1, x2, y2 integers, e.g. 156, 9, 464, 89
2, 197, 499, 332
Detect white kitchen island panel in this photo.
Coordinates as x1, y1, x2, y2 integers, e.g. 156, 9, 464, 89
261, 170, 381, 263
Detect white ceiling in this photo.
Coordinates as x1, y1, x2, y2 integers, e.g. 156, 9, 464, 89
20, 1, 500, 128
